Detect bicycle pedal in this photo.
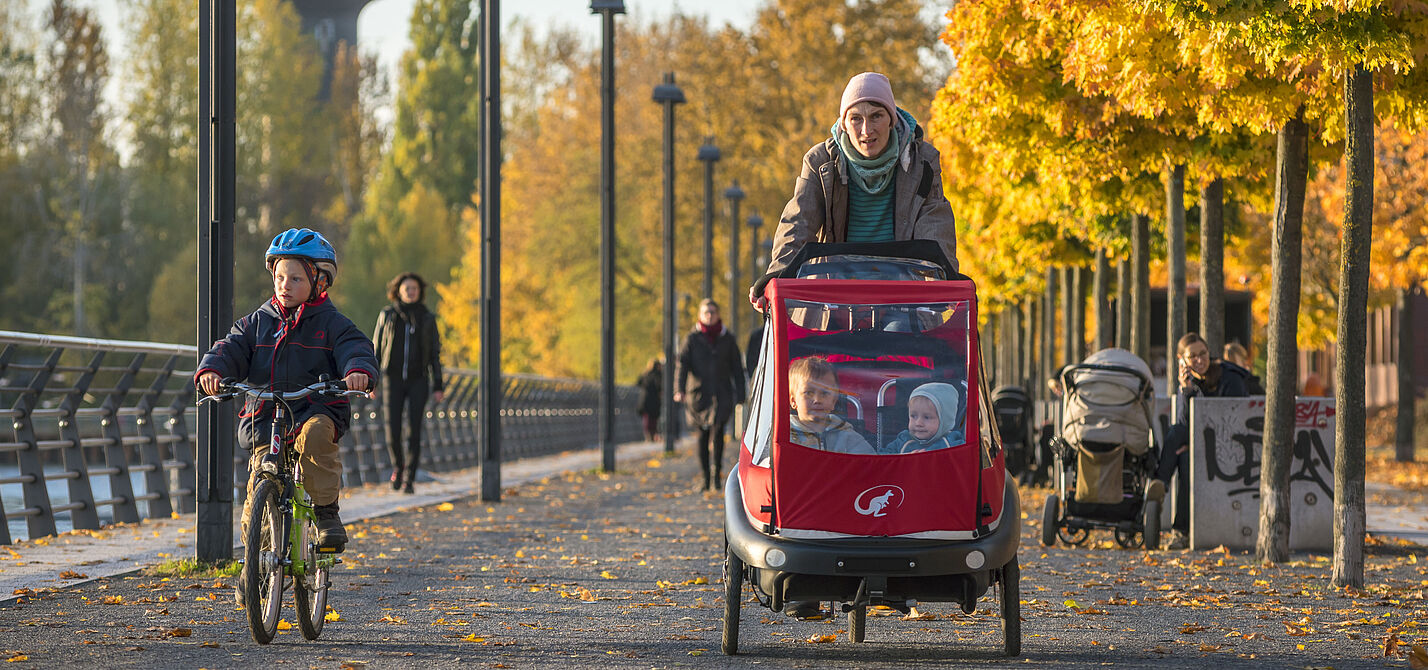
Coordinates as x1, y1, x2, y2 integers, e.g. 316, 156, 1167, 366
316, 545, 344, 554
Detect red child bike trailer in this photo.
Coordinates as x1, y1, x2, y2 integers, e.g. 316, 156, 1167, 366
722, 241, 1021, 656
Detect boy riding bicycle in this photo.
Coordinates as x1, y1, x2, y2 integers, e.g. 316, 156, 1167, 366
196, 228, 378, 551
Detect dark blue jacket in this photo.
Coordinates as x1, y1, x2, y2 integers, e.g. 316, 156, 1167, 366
197, 295, 378, 449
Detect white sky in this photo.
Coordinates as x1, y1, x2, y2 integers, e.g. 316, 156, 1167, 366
34, 0, 766, 87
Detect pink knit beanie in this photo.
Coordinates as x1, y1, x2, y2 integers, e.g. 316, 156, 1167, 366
839, 72, 897, 121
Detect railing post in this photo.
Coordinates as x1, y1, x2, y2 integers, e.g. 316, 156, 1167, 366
97, 353, 143, 523
134, 354, 177, 519
16, 350, 61, 539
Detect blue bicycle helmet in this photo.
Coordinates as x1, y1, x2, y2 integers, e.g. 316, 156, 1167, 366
265, 228, 338, 288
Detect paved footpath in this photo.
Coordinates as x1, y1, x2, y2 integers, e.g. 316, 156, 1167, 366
0, 443, 1425, 669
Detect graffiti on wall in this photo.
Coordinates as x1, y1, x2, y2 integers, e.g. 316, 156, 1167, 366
1189, 398, 1335, 551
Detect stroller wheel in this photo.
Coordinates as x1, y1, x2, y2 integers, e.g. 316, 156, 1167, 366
1143, 499, 1162, 551
1039, 495, 1059, 547
1057, 525, 1090, 546
1114, 527, 1142, 549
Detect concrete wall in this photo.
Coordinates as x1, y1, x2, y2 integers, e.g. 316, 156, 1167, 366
1189, 397, 1336, 551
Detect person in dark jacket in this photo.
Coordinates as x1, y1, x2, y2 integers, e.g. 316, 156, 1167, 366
745, 323, 765, 378
373, 272, 445, 494
1223, 341, 1265, 395
1150, 331, 1249, 549
197, 228, 377, 550
637, 357, 663, 441
675, 299, 746, 491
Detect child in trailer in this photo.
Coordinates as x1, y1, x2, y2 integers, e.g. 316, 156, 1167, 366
879, 382, 964, 455
196, 228, 378, 553
787, 356, 876, 455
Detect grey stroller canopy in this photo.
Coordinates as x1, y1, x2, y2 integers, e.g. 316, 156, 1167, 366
1059, 348, 1154, 455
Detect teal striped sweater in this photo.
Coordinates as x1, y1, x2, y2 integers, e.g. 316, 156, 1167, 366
845, 175, 895, 242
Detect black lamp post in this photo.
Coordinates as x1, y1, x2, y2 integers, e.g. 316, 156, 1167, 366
478, 0, 503, 502
697, 139, 721, 301
591, 0, 623, 473
652, 73, 685, 456
747, 212, 765, 298
723, 180, 745, 340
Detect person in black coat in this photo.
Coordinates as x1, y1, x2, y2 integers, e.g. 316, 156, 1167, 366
1152, 332, 1249, 548
373, 272, 445, 494
637, 357, 663, 441
675, 299, 746, 491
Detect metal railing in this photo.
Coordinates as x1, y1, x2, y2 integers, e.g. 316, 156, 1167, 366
0, 330, 641, 544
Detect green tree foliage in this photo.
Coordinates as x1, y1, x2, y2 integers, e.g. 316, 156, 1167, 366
126, 0, 201, 341
344, 0, 480, 334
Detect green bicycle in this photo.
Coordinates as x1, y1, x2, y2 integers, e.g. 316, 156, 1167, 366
199, 379, 365, 644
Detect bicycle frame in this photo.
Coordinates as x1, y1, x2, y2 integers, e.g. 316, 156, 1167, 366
264, 393, 340, 577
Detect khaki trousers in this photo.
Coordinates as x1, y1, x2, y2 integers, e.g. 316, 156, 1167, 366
246, 414, 342, 502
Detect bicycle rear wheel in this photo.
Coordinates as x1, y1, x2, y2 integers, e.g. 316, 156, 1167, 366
243, 478, 285, 644
294, 510, 329, 640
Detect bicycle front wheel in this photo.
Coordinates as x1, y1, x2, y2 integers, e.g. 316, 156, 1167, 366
294, 511, 329, 640
243, 478, 286, 644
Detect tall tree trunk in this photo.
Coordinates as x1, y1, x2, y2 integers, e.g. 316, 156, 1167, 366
1011, 302, 1023, 387
1043, 268, 1057, 398
1131, 213, 1151, 365
1397, 286, 1417, 462
1167, 163, 1187, 390
1072, 266, 1087, 362
1333, 67, 1373, 589
1200, 178, 1226, 356
73, 230, 87, 337
1258, 107, 1308, 564
1094, 249, 1112, 351
993, 311, 1005, 385
1061, 266, 1074, 369
1117, 255, 1131, 349
1024, 298, 1037, 393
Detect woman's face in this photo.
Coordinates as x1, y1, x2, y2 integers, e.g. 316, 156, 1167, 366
699, 302, 720, 326
842, 102, 893, 158
398, 278, 422, 304
1181, 341, 1211, 377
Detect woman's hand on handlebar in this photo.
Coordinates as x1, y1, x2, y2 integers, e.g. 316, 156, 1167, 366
343, 371, 371, 394
198, 371, 222, 396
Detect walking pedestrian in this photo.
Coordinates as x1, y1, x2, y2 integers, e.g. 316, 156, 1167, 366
637, 357, 663, 441
373, 272, 445, 494
675, 299, 746, 491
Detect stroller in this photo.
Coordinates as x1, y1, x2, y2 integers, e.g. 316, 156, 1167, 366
723, 241, 1020, 656
1040, 348, 1161, 550
990, 385, 1040, 485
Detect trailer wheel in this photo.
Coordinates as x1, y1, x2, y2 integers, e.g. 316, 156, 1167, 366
721, 545, 743, 655
1040, 495, 1059, 547
1000, 556, 1021, 656
848, 605, 866, 643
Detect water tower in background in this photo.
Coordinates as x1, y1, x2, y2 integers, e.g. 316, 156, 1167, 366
290, 0, 375, 100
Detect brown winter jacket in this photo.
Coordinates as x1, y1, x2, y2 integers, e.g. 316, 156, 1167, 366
765, 124, 958, 277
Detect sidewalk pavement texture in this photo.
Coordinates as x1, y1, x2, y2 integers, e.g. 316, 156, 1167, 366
0, 444, 1425, 668
0, 440, 668, 600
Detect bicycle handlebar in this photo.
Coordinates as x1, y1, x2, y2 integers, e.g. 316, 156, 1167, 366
197, 379, 368, 405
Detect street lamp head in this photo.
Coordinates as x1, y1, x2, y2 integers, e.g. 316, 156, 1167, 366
724, 180, 745, 201
590, 0, 626, 13
651, 72, 686, 104
747, 212, 764, 229
698, 137, 721, 163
